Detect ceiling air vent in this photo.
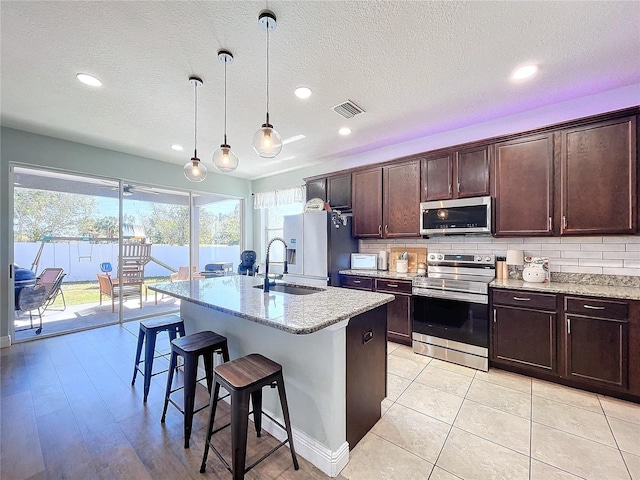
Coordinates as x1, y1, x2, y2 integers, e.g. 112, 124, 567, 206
332, 100, 365, 119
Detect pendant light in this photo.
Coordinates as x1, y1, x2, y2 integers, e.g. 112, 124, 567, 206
212, 50, 239, 172
184, 76, 208, 182
252, 10, 282, 158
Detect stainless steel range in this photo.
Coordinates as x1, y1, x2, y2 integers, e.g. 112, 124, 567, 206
412, 252, 495, 371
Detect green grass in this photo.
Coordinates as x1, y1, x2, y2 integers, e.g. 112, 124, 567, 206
51, 276, 171, 308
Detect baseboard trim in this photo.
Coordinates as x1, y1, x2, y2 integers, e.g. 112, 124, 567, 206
259, 408, 349, 477
1, 335, 12, 348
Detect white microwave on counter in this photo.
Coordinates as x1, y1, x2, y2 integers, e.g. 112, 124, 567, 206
350, 253, 378, 270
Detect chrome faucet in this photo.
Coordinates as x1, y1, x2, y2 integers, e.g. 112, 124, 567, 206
264, 237, 288, 293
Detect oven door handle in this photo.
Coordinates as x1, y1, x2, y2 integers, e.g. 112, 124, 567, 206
412, 288, 488, 305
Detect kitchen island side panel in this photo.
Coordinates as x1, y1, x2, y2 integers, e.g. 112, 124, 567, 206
180, 300, 348, 453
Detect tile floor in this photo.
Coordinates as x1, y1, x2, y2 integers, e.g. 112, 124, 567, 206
341, 342, 640, 480
2, 323, 639, 480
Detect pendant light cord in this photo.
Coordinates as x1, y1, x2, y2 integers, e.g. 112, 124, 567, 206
265, 24, 270, 124
193, 81, 198, 158
224, 58, 228, 144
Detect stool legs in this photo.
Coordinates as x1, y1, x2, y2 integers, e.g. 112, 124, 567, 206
131, 327, 145, 387
231, 390, 251, 480
161, 351, 178, 423
250, 390, 262, 437
200, 382, 221, 474
142, 329, 158, 402
276, 375, 299, 470
181, 352, 199, 448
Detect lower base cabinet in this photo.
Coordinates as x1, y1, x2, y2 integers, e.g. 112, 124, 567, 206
491, 288, 638, 402
341, 275, 413, 346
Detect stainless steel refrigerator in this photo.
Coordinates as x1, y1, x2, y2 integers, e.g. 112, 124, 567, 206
282, 211, 358, 286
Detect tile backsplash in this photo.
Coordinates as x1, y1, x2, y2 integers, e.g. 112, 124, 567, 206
359, 235, 640, 277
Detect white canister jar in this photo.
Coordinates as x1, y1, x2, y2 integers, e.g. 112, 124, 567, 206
522, 264, 546, 283
396, 259, 408, 273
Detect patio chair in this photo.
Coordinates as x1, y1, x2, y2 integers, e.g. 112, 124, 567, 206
36, 267, 67, 312
170, 266, 204, 282
16, 284, 48, 335
97, 271, 143, 313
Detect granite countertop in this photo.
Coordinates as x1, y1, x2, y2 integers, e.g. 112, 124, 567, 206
339, 269, 421, 281
490, 278, 640, 301
148, 275, 394, 335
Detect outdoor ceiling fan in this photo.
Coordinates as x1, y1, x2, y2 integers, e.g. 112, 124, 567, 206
97, 181, 159, 196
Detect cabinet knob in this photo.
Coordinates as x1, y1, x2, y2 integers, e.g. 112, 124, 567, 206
384, 225, 389, 235
378, 225, 382, 237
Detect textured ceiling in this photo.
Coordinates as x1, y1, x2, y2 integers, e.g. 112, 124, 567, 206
1, 1, 639, 180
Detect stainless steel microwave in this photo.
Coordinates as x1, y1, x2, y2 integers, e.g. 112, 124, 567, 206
420, 196, 492, 236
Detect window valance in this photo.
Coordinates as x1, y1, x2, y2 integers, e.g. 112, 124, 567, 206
253, 185, 306, 209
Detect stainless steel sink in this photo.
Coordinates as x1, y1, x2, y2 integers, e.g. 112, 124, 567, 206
254, 283, 323, 295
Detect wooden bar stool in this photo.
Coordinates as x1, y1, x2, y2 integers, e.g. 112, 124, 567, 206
131, 314, 185, 402
161, 330, 229, 448
200, 353, 299, 479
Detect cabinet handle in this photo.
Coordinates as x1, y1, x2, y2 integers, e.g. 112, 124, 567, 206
457, 181, 461, 192
583, 304, 605, 310
387, 284, 398, 288
378, 225, 382, 237
567, 318, 571, 334
513, 296, 531, 301
493, 309, 497, 323
562, 216, 567, 229
448, 184, 452, 195
353, 280, 361, 284
385, 225, 389, 235
548, 217, 552, 231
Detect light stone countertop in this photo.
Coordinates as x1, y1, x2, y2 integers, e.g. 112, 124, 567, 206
490, 278, 640, 301
148, 275, 394, 335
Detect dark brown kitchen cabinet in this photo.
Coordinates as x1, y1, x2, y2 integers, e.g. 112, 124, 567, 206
341, 275, 374, 291
376, 278, 412, 345
421, 146, 490, 201
352, 168, 383, 237
353, 160, 420, 238
327, 173, 352, 211
306, 177, 326, 203
491, 290, 558, 374
383, 160, 421, 237
305, 173, 352, 211
493, 133, 555, 236
560, 116, 637, 235
563, 296, 629, 390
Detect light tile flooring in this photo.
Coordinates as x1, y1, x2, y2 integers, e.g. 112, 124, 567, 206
2, 324, 639, 480
342, 342, 640, 480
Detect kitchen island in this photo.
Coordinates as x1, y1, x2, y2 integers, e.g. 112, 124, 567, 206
149, 276, 394, 477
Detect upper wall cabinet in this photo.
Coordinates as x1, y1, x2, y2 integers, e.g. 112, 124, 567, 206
421, 145, 490, 201
353, 160, 421, 238
305, 173, 352, 211
560, 116, 637, 235
494, 133, 555, 236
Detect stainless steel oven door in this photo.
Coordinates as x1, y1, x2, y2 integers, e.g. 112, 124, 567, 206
412, 293, 489, 348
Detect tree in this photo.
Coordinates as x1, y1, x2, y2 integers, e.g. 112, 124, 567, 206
14, 189, 97, 241
141, 204, 190, 245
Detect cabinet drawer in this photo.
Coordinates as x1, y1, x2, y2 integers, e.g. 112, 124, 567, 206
492, 289, 557, 311
375, 279, 412, 295
565, 297, 629, 320
341, 276, 374, 291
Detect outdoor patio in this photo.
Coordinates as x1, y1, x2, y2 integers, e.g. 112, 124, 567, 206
13, 292, 180, 341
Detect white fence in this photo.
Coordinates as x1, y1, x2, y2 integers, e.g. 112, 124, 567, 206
14, 242, 241, 282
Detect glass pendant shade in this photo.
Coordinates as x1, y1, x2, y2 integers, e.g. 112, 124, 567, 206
213, 144, 239, 172
252, 123, 282, 158
184, 158, 207, 182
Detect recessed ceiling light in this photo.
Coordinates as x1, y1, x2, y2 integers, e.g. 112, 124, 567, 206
338, 127, 351, 136
511, 64, 538, 81
282, 134, 306, 145
294, 87, 312, 99
76, 73, 102, 87
170, 144, 184, 151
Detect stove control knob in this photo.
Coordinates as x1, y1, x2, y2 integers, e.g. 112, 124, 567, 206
485, 256, 492, 262
429, 254, 436, 260
475, 255, 482, 262
437, 254, 444, 260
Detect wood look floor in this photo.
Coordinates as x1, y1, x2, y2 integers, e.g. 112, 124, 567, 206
0, 322, 339, 480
